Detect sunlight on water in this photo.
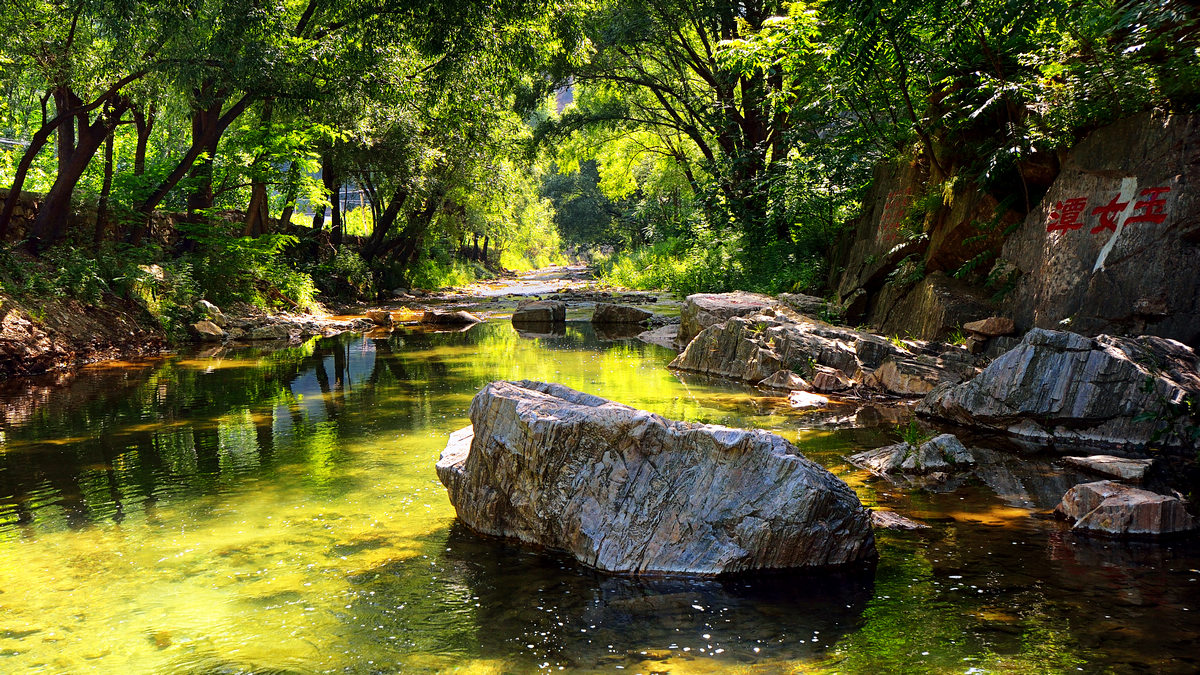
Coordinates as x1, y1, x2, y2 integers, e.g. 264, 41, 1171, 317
0, 321, 1198, 673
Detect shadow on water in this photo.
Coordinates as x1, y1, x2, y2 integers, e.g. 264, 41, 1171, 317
343, 523, 875, 672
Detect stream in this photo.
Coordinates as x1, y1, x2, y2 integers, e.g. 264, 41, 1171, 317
1, 301, 1199, 672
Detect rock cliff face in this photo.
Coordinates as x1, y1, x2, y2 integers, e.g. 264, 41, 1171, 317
436, 380, 877, 575
918, 328, 1200, 449
998, 112, 1200, 347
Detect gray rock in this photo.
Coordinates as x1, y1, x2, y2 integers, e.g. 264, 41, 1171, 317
871, 510, 930, 530
1055, 480, 1196, 537
196, 299, 227, 327
436, 380, 877, 575
192, 320, 225, 342
677, 292, 776, 347
777, 293, 832, 318
864, 358, 956, 396
422, 310, 482, 325
849, 434, 974, 475
513, 300, 565, 323
918, 328, 1200, 449
592, 303, 653, 324
1061, 455, 1154, 482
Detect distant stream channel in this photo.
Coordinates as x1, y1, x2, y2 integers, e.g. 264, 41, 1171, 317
1, 322, 1198, 673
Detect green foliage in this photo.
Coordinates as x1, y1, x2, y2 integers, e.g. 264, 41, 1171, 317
896, 419, 934, 447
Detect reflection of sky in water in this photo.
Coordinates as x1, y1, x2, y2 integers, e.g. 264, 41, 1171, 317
0, 323, 1197, 673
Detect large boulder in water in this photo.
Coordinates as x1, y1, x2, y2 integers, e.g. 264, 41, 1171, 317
1055, 480, 1197, 537
592, 302, 653, 324
918, 328, 1200, 449
676, 292, 776, 347
436, 380, 877, 575
513, 300, 565, 323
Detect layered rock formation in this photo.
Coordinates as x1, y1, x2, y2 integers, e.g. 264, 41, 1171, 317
849, 434, 975, 475
436, 380, 877, 575
676, 292, 776, 347
918, 328, 1200, 449
669, 312, 978, 397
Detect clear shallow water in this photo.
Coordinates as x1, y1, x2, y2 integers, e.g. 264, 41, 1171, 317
0, 322, 1198, 673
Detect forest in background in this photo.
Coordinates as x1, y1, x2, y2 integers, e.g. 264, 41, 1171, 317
1, 0, 1197, 337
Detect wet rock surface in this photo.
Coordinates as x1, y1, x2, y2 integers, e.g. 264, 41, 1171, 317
918, 328, 1200, 449
1055, 480, 1197, 537
1061, 455, 1155, 482
436, 380, 877, 575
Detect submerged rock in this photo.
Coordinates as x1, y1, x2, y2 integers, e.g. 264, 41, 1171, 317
849, 434, 975, 475
1060, 455, 1154, 482
1055, 480, 1196, 537
436, 380, 877, 575
677, 292, 776, 347
592, 303, 653, 324
513, 300, 565, 323
917, 328, 1200, 449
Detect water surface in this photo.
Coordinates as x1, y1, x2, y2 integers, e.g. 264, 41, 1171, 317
1, 323, 1198, 673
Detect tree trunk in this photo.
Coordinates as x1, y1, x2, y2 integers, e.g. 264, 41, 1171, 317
133, 103, 155, 176
243, 181, 270, 237
186, 98, 224, 215
94, 128, 115, 245
30, 99, 130, 250
53, 87, 79, 178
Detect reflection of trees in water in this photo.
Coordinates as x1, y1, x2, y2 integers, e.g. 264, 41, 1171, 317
0, 335, 381, 532
341, 524, 874, 671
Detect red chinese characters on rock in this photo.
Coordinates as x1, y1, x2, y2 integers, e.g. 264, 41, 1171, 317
1046, 186, 1172, 235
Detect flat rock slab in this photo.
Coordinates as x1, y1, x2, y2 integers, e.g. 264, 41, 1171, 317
871, 510, 930, 530
918, 328, 1200, 449
1061, 455, 1154, 482
1055, 480, 1196, 537
436, 380, 877, 575
592, 303, 653, 324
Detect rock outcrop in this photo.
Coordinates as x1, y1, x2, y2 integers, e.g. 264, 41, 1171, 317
918, 328, 1200, 449
436, 380, 877, 575
669, 313, 978, 397
676, 292, 776, 347
1055, 480, 1196, 537
592, 303, 653, 324
512, 300, 566, 323
849, 434, 974, 475
997, 112, 1200, 347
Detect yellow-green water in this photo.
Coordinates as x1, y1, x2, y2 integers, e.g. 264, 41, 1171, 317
0, 323, 1197, 673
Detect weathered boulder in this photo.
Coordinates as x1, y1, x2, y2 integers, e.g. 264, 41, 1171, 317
1060, 455, 1154, 482
871, 510, 930, 530
788, 391, 830, 409
997, 112, 1200, 347
849, 434, 974, 475
676, 292, 776, 347
758, 369, 811, 393
863, 358, 946, 396
592, 303, 653, 324
422, 309, 482, 325
1055, 480, 1196, 537
918, 328, 1200, 449
367, 309, 393, 327
436, 380, 877, 575
963, 316, 1015, 337
513, 300, 565, 323
669, 313, 975, 397
192, 320, 225, 342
